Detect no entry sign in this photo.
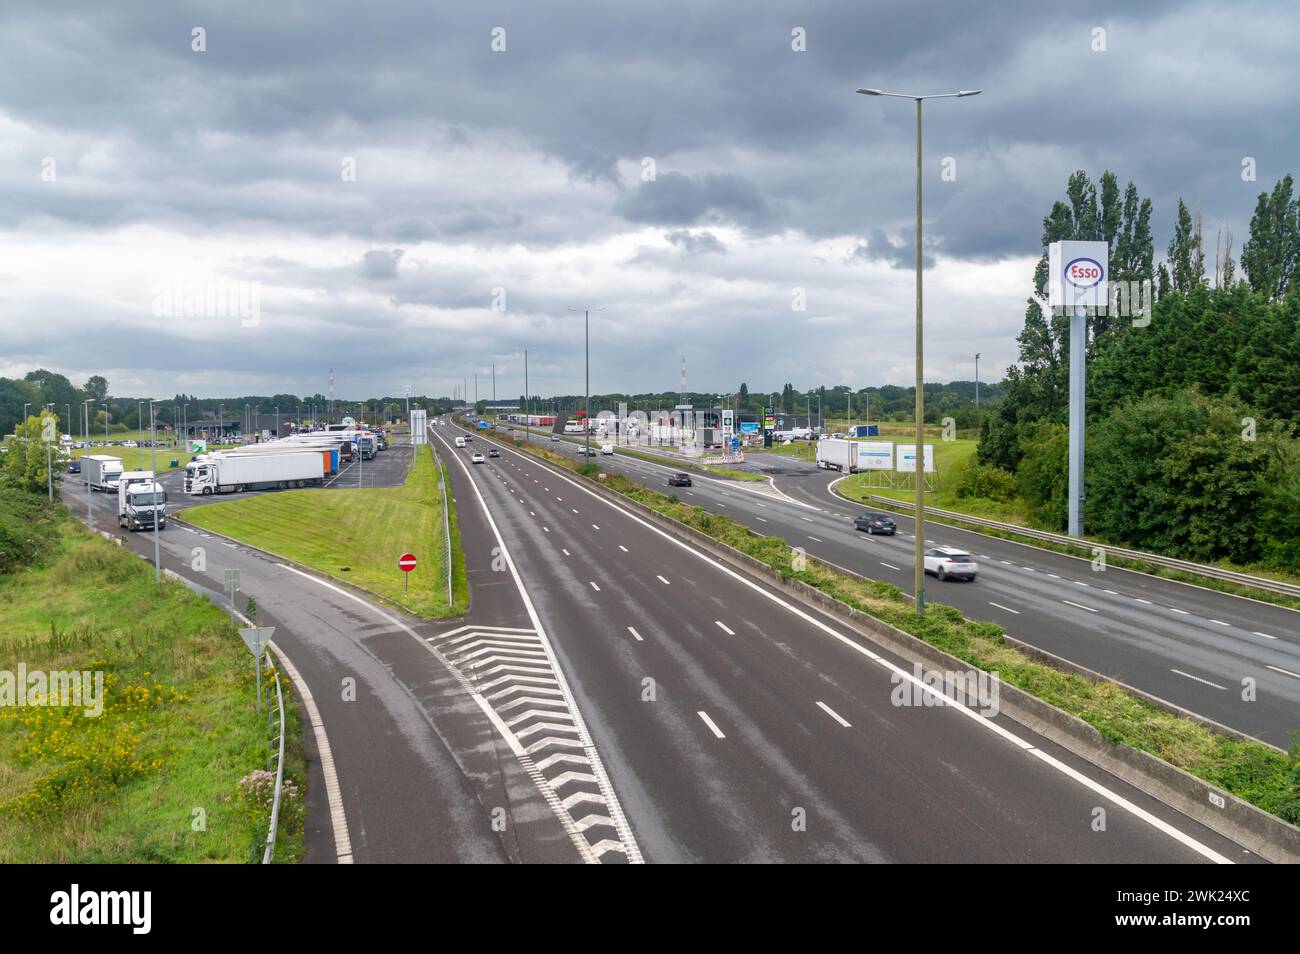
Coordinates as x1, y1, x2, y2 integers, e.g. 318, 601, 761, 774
398, 552, 417, 572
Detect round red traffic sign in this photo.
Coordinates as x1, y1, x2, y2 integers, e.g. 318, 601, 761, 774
398, 552, 417, 573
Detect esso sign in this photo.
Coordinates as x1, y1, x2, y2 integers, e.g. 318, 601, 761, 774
1065, 258, 1104, 288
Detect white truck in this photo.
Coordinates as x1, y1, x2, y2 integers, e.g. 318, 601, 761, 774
117, 473, 167, 531
815, 437, 857, 472
183, 451, 326, 496
81, 454, 124, 493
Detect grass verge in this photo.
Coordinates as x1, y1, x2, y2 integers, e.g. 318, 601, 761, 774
503, 433, 1300, 826
0, 509, 306, 862
181, 444, 466, 619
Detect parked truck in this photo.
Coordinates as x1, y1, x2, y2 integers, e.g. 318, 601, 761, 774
183, 451, 326, 496
815, 437, 857, 472
118, 474, 167, 531
81, 454, 124, 493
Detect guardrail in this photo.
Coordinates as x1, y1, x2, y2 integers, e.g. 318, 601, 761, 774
864, 494, 1300, 600
262, 656, 287, 864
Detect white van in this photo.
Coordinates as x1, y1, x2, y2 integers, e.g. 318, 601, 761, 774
600, 443, 614, 455
455, 436, 466, 448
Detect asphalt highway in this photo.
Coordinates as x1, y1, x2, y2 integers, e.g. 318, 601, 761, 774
522, 432, 1300, 749
432, 423, 1259, 863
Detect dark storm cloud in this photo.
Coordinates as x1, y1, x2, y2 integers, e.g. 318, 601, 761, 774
617, 173, 774, 230
1, 0, 1297, 397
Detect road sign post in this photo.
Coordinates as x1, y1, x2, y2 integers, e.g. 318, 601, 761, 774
398, 551, 417, 592
238, 626, 275, 713
225, 568, 240, 612
1049, 240, 1109, 538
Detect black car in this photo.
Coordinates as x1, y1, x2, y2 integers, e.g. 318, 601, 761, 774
579, 446, 598, 456
853, 511, 897, 535
488, 448, 500, 458
667, 472, 692, 487
67, 460, 81, 474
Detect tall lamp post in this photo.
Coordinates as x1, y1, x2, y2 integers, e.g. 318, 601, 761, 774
975, 353, 981, 410
856, 85, 981, 615
567, 307, 605, 459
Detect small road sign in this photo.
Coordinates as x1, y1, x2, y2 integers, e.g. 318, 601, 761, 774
398, 552, 417, 572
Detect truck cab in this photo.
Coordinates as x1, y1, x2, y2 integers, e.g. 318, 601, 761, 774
184, 460, 215, 495
118, 477, 167, 531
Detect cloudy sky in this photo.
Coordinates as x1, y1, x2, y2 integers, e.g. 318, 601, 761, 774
1, 0, 1294, 401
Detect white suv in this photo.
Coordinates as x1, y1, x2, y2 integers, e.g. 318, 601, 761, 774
923, 546, 979, 581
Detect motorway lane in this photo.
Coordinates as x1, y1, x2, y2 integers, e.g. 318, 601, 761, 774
530, 435, 1300, 748
436, 426, 1257, 863
69, 463, 566, 864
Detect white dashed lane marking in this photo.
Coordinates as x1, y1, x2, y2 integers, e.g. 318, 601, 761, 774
715, 621, 735, 635
816, 701, 851, 728
1171, 669, 1228, 690
697, 711, 726, 739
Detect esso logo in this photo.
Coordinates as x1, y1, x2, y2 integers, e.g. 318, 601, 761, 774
1065, 258, 1104, 288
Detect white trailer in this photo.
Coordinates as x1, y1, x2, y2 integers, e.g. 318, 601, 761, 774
81, 454, 124, 492
183, 451, 325, 496
815, 437, 857, 472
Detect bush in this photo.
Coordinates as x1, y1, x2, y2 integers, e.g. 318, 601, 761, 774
0, 483, 62, 575
955, 463, 1017, 502
1016, 421, 1069, 530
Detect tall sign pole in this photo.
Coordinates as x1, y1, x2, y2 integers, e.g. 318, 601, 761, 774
1049, 240, 1108, 538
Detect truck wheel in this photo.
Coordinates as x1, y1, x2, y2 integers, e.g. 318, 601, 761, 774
202, 487, 212, 496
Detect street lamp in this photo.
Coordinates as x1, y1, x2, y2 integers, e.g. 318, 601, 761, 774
975, 353, 981, 410
567, 307, 606, 460
148, 400, 161, 582
856, 85, 981, 615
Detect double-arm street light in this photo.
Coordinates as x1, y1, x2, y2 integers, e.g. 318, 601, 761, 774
856, 85, 981, 615
567, 307, 605, 459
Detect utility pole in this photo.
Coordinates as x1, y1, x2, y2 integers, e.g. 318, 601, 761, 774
149, 401, 160, 582
524, 349, 529, 443
975, 353, 981, 410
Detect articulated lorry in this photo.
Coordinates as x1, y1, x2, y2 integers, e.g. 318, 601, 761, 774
184, 451, 326, 496
117, 472, 167, 530
81, 454, 124, 493
815, 437, 857, 472
222, 443, 340, 474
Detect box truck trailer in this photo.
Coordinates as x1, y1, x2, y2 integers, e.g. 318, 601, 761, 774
81, 455, 124, 492
118, 477, 167, 531
815, 437, 857, 472
222, 443, 339, 474
183, 451, 326, 496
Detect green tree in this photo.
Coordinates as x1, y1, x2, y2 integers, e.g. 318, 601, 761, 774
1014, 421, 1069, 530
1086, 389, 1279, 563
84, 375, 109, 403
1167, 199, 1206, 294
1241, 174, 1299, 301
2, 414, 64, 496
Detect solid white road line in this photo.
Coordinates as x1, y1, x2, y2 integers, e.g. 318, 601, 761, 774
715, 621, 735, 635
1062, 599, 1097, 613
266, 636, 353, 863
697, 711, 726, 739
816, 701, 851, 728
988, 602, 1021, 615
1171, 669, 1228, 690
627, 626, 643, 642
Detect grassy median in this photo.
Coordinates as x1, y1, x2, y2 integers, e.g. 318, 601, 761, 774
182, 444, 466, 619
0, 497, 306, 863
503, 433, 1300, 826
